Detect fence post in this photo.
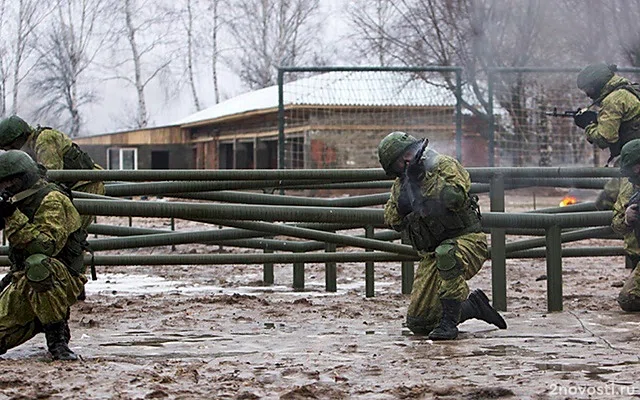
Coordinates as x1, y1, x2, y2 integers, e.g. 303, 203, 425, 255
546, 224, 563, 312
365, 225, 375, 298
401, 232, 414, 295
488, 69, 495, 167
293, 251, 304, 291
490, 173, 507, 311
325, 238, 337, 292
263, 236, 274, 285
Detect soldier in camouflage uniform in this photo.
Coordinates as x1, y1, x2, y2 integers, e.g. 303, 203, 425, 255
0, 115, 104, 229
611, 139, 640, 311
0, 150, 87, 360
378, 131, 506, 340
575, 63, 640, 210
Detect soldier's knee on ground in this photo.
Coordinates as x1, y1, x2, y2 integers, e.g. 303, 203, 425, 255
435, 241, 463, 281
24, 254, 55, 293
618, 292, 640, 312
406, 315, 435, 335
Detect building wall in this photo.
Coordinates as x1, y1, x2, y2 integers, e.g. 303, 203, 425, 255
82, 144, 194, 169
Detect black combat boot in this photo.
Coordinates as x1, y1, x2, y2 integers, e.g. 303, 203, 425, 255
428, 298, 462, 340
460, 289, 507, 329
43, 321, 78, 361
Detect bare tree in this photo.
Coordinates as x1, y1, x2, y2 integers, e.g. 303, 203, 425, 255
227, 0, 324, 89
108, 0, 174, 128
29, 0, 111, 137
11, 0, 55, 115
345, 0, 398, 66
204, 0, 224, 104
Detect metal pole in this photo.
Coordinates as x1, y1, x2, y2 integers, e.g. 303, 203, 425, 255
401, 232, 414, 295
365, 225, 375, 298
490, 174, 507, 311
293, 251, 305, 291
546, 225, 563, 312
325, 239, 337, 292
488, 70, 495, 167
455, 69, 463, 162
278, 68, 285, 170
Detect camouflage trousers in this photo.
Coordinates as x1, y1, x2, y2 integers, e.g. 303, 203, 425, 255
0, 259, 86, 354
618, 261, 640, 312
406, 232, 488, 334
74, 180, 105, 230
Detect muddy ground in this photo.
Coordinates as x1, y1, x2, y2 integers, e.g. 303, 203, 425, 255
1, 191, 640, 400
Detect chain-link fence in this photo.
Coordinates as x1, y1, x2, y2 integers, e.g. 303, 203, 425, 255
277, 67, 466, 169
488, 67, 640, 167
277, 66, 640, 169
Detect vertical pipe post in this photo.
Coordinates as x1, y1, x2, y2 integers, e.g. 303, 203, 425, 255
365, 225, 375, 298
170, 217, 176, 252
263, 237, 274, 285
488, 70, 495, 167
277, 68, 285, 170
325, 239, 337, 292
546, 225, 563, 312
490, 173, 507, 311
293, 252, 304, 291
401, 232, 414, 295
455, 68, 463, 163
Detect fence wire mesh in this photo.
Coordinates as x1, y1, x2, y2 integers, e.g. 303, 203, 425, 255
490, 67, 640, 167
278, 67, 465, 169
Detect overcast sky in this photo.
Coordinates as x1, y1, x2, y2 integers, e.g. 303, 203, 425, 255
83, 0, 347, 136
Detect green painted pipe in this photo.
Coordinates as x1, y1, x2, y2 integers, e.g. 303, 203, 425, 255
0, 251, 418, 267
50, 169, 388, 182
104, 179, 374, 197
526, 202, 598, 214
507, 246, 624, 258
206, 219, 417, 256
503, 227, 615, 254
75, 199, 385, 224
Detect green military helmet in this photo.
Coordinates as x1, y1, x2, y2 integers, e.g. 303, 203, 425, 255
576, 63, 615, 99
378, 131, 421, 174
0, 115, 31, 148
0, 150, 39, 182
620, 139, 640, 176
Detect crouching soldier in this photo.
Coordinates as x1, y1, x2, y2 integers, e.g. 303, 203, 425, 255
612, 139, 640, 311
378, 131, 507, 340
0, 150, 87, 360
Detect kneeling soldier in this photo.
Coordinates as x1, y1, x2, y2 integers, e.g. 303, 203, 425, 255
0, 150, 87, 360
379, 131, 507, 340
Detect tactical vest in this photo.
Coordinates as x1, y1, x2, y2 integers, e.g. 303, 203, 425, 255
36, 126, 96, 188
398, 154, 482, 252
606, 84, 640, 157
8, 183, 88, 276
404, 196, 482, 252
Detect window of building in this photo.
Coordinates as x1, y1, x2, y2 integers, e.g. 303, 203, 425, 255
107, 147, 138, 170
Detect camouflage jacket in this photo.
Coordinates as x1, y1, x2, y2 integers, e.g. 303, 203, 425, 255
585, 76, 640, 150
612, 179, 639, 256
24, 127, 73, 170
384, 152, 472, 229
4, 180, 82, 260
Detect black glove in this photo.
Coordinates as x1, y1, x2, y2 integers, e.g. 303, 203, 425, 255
405, 159, 425, 181
574, 109, 597, 129
397, 178, 413, 217
0, 191, 15, 219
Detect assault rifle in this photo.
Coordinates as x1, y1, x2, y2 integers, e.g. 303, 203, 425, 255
544, 107, 579, 118
404, 138, 429, 180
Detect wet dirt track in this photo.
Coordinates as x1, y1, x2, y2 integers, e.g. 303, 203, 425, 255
1, 193, 640, 400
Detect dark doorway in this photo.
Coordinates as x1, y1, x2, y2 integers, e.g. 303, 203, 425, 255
151, 150, 170, 169
219, 143, 234, 169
